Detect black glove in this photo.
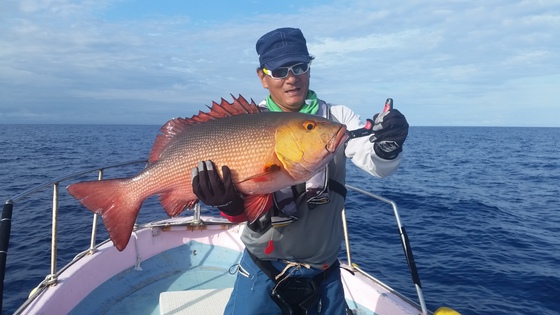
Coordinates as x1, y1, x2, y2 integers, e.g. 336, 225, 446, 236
369, 109, 409, 160
191, 161, 244, 216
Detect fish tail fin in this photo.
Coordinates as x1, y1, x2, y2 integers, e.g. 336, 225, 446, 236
244, 194, 274, 223
67, 179, 143, 251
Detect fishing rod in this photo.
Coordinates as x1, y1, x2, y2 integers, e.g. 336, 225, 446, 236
0, 200, 13, 313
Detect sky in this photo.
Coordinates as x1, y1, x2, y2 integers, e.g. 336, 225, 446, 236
1, 0, 559, 127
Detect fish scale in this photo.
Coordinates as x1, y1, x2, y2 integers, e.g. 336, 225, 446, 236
161, 115, 279, 191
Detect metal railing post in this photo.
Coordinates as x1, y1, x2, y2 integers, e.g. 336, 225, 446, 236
88, 169, 104, 253
341, 207, 353, 267
46, 183, 59, 285
192, 203, 202, 224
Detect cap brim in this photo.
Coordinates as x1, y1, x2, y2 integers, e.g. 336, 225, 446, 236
263, 54, 311, 71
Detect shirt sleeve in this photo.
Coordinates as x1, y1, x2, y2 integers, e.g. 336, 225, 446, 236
330, 104, 402, 178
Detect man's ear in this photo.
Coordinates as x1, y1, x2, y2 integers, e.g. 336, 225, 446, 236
256, 68, 269, 89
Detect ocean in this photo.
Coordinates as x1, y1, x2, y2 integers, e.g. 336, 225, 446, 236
0, 124, 558, 315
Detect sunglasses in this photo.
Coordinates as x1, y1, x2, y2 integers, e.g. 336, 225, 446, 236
262, 62, 311, 79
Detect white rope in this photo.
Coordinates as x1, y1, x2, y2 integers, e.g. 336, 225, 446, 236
275, 261, 311, 281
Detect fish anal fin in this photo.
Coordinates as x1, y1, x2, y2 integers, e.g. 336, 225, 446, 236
148, 95, 260, 163
244, 194, 274, 223
158, 190, 197, 217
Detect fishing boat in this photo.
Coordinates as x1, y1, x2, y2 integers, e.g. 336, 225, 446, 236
1, 159, 454, 315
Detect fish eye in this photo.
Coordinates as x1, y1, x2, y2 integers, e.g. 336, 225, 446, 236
304, 121, 316, 130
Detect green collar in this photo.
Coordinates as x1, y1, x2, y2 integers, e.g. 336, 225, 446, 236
266, 90, 319, 114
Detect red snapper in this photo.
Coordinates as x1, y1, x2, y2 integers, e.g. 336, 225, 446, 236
67, 95, 348, 251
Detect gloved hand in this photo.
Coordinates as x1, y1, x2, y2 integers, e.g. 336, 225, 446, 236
191, 161, 245, 217
369, 109, 409, 160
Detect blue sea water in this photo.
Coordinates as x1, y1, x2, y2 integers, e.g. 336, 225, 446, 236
0, 124, 559, 314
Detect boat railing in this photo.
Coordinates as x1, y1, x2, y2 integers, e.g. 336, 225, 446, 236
1, 159, 148, 312
1, 161, 428, 314
345, 185, 428, 314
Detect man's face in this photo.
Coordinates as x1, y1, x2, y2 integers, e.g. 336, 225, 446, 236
257, 63, 310, 112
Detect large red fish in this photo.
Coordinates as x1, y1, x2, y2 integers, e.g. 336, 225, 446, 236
67, 95, 348, 251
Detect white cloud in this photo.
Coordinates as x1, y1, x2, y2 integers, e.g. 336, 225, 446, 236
0, 0, 559, 126
502, 50, 553, 66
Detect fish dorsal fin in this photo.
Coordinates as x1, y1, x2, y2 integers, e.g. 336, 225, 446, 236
149, 95, 260, 163
192, 94, 260, 122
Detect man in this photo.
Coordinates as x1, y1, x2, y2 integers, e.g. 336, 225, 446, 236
192, 27, 409, 315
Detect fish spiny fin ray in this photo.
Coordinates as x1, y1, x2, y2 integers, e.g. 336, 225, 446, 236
149, 94, 260, 163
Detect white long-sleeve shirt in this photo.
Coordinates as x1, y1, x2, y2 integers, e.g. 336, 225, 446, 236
329, 103, 402, 178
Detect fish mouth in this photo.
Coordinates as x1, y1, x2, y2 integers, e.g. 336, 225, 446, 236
326, 124, 349, 153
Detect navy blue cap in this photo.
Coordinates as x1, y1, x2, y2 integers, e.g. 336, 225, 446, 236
256, 27, 311, 71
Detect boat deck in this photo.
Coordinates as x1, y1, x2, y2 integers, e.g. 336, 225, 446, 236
68, 240, 239, 314
160, 288, 233, 314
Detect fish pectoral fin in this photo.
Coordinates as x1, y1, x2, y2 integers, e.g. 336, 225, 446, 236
238, 163, 283, 183
244, 194, 274, 223
158, 191, 197, 217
